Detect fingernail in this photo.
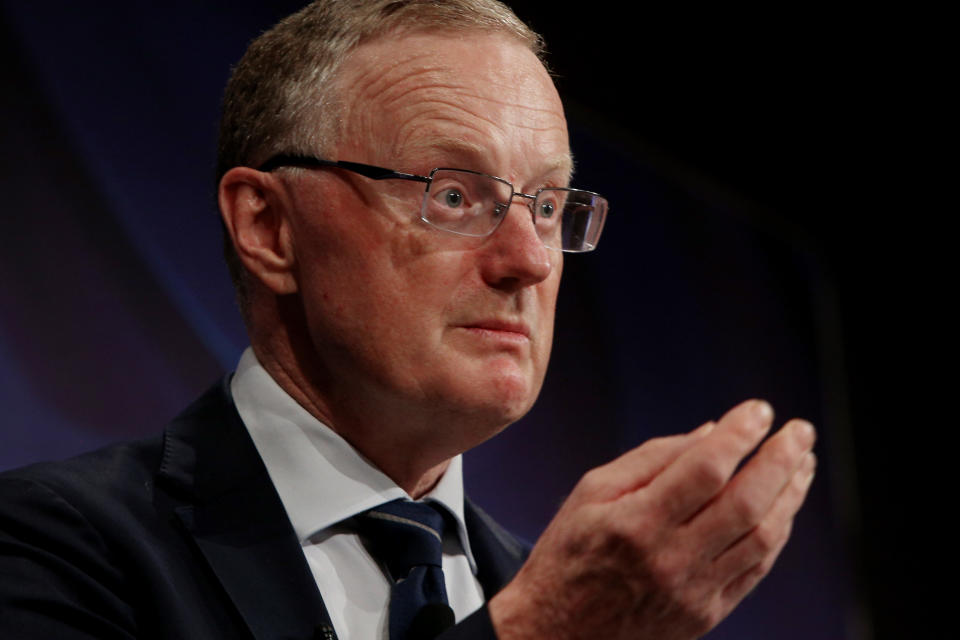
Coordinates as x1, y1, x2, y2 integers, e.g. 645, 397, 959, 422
694, 421, 716, 436
754, 400, 773, 421
793, 420, 816, 448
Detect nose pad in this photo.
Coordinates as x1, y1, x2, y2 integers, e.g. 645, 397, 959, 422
490, 194, 539, 240
517, 192, 539, 222
500, 192, 540, 244
479, 195, 553, 288
493, 194, 537, 223
500, 195, 544, 246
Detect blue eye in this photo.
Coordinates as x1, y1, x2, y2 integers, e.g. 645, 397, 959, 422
539, 201, 556, 218
443, 189, 464, 207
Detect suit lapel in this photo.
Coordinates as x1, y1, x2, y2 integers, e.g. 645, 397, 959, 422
156, 378, 530, 639
463, 498, 531, 598
159, 378, 337, 640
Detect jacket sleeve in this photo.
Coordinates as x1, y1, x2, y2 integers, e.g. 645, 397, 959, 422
0, 476, 137, 640
437, 604, 500, 640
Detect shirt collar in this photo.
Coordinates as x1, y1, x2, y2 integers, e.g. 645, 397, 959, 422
230, 347, 477, 572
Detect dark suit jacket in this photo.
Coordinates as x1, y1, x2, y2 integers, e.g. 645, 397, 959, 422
0, 377, 529, 639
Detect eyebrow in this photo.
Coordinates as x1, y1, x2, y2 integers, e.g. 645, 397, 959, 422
412, 137, 575, 185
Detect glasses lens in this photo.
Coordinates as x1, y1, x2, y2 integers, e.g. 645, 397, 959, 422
422, 170, 512, 237
536, 188, 608, 252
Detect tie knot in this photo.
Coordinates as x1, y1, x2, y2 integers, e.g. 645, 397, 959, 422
358, 500, 447, 580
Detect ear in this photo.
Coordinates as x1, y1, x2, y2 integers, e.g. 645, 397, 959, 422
219, 166, 298, 295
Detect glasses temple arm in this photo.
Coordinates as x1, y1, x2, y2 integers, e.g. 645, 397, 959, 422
257, 155, 430, 183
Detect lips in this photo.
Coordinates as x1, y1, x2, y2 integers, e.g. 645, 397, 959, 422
458, 318, 532, 340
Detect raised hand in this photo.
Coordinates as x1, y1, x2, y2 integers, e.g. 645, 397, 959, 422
490, 400, 816, 640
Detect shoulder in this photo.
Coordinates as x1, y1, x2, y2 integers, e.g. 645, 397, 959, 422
0, 436, 162, 552
0, 437, 170, 637
3, 432, 163, 487
0, 376, 238, 537
0, 379, 242, 638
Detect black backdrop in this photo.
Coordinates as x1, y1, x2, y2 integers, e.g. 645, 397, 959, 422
1, 2, 929, 638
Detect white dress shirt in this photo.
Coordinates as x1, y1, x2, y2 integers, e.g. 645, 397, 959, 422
230, 348, 485, 639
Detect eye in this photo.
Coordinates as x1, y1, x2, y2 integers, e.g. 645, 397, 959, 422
538, 201, 556, 218
441, 189, 464, 207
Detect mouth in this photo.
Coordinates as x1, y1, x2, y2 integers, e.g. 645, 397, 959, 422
456, 319, 532, 342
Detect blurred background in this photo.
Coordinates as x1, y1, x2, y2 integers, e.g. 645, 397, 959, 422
1, 2, 930, 638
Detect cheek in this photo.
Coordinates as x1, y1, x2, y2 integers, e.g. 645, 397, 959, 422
390, 230, 483, 310
292, 220, 397, 353
528, 271, 561, 379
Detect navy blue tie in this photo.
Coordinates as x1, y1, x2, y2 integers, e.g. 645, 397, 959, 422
358, 499, 455, 640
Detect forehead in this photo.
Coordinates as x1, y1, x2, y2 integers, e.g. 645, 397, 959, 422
333, 30, 572, 181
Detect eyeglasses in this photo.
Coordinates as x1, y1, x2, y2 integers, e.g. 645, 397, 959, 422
257, 155, 608, 252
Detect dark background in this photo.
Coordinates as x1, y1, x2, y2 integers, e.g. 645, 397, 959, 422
1, 2, 931, 638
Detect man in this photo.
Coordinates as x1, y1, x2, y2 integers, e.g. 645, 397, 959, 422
0, 1, 816, 639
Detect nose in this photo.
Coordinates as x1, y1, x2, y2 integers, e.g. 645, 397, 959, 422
477, 198, 554, 290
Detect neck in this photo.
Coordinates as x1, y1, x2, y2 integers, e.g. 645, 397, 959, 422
249, 323, 457, 497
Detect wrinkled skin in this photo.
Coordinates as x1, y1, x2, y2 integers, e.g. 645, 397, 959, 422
220, 30, 817, 638
221, 31, 568, 493
490, 400, 816, 639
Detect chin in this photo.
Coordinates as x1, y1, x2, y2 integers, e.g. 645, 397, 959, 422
456, 370, 541, 428
419, 353, 545, 429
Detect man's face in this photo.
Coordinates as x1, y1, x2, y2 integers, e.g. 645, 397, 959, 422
283, 31, 570, 442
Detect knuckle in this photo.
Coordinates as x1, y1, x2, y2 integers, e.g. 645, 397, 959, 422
583, 505, 644, 556
751, 521, 780, 554
571, 466, 610, 503
579, 468, 623, 504
754, 517, 793, 559
578, 467, 604, 494
731, 491, 764, 528
690, 456, 729, 493
601, 510, 634, 543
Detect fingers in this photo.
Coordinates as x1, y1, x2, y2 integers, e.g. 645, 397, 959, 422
715, 449, 815, 572
634, 400, 775, 524
571, 420, 716, 504
491, 399, 816, 640
716, 451, 816, 609
691, 418, 816, 560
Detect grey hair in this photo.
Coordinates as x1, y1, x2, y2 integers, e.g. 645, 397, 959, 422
217, 0, 545, 310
